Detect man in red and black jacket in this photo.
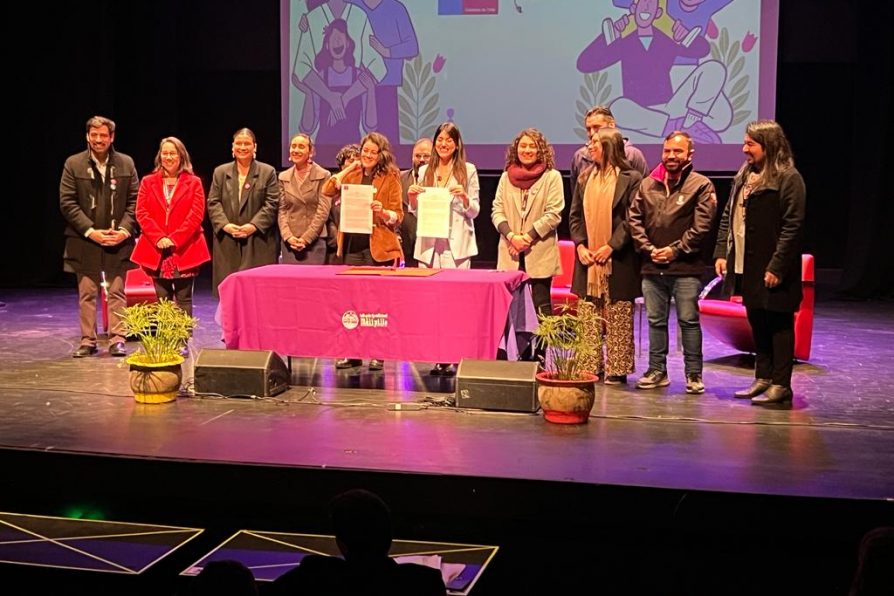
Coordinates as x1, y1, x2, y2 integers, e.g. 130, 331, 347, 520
628, 130, 716, 395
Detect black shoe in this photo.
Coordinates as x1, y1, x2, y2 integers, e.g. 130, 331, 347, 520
734, 378, 772, 399
368, 359, 384, 371
73, 345, 98, 358
109, 342, 127, 357
604, 374, 627, 385
336, 358, 362, 369
430, 363, 453, 376
751, 384, 793, 405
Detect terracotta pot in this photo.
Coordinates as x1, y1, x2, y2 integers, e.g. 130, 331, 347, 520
536, 371, 597, 424
126, 355, 185, 404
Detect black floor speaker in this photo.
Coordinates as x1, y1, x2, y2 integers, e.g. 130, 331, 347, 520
455, 359, 540, 413
194, 349, 290, 398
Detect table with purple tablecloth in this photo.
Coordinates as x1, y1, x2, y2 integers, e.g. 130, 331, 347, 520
218, 265, 534, 362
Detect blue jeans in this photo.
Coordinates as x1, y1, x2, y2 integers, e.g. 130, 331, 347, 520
641, 275, 703, 375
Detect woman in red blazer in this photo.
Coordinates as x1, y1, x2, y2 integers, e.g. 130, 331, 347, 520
132, 136, 210, 319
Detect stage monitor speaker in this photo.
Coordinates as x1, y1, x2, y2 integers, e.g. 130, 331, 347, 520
194, 349, 290, 398
455, 359, 539, 413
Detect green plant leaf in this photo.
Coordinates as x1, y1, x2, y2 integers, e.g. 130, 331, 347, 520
729, 73, 748, 97
709, 42, 721, 62
413, 55, 422, 78
406, 59, 418, 87
422, 76, 436, 98
422, 93, 438, 116
576, 99, 588, 116
597, 85, 612, 104
732, 109, 751, 125
730, 56, 745, 80
732, 91, 750, 110
574, 127, 588, 141
579, 85, 592, 106
398, 94, 413, 116
719, 28, 729, 57
399, 124, 414, 141
726, 40, 740, 65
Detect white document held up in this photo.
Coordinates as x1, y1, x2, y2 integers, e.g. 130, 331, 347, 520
339, 184, 375, 234
416, 187, 451, 239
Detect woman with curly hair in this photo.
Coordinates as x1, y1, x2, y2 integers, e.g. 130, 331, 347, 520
491, 128, 565, 357
322, 131, 403, 371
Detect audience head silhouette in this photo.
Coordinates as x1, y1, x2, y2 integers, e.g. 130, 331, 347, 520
330, 488, 393, 561
191, 559, 258, 596
849, 526, 894, 596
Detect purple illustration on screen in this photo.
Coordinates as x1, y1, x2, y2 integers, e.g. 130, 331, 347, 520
313, 19, 377, 147
351, 0, 419, 144
291, 0, 386, 140
613, 0, 734, 64
577, 0, 733, 144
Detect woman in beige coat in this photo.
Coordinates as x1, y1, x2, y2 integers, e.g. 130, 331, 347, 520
492, 128, 565, 321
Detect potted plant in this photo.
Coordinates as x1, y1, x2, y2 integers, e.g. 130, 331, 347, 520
119, 299, 197, 404
532, 300, 603, 424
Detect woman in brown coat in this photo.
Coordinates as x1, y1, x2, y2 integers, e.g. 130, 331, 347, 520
322, 132, 403, 371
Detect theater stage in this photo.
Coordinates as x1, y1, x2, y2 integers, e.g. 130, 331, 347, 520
0, 286, 891, 595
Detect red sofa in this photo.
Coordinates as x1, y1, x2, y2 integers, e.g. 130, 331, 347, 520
551, 240, 578, 313
698, 254, 815, 361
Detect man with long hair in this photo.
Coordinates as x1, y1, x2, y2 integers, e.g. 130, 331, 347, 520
714, 120, 806, 405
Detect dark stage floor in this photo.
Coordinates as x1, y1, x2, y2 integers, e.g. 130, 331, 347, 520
0, 285, 891, 595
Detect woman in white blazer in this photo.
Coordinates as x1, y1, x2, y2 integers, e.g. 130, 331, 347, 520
407, 122, 480, 270
407, 122, 480, 375
492, 128, 565, 323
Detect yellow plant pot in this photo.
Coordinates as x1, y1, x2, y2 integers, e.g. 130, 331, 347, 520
126, 355, 185, 404
536, 372, 598, 424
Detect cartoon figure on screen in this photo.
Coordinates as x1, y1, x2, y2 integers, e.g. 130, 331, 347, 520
577, 0, 733, 144
352, 0, 419, 143
610, 0, 734, 65
292, 0, 386, 138
313, 18, 378, 147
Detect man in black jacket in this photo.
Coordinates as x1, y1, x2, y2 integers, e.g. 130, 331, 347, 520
628, 130, 716, 394
59, 116, 139, 358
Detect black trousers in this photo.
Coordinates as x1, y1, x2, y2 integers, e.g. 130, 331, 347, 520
746, 307, 795, 387
153, 277, 195, 317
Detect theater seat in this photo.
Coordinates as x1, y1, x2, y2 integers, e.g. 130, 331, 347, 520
551, 240, 578, 313
100, 267, 158, 333
698, 254, 815, 361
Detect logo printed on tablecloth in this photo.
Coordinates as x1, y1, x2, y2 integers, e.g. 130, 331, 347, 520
342, 311, 360, 329
342, 311, 389, 329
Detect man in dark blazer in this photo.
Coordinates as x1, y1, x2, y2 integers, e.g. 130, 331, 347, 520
398, 137, 431, 267
60, 116, 139, 358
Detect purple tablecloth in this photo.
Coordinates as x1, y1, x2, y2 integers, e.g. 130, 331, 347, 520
218, 265, 532, 362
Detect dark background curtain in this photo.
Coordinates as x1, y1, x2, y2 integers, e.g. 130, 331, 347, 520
5, 0, 891, 299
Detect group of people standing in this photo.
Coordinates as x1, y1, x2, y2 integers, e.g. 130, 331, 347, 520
60, 109, 805, 404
